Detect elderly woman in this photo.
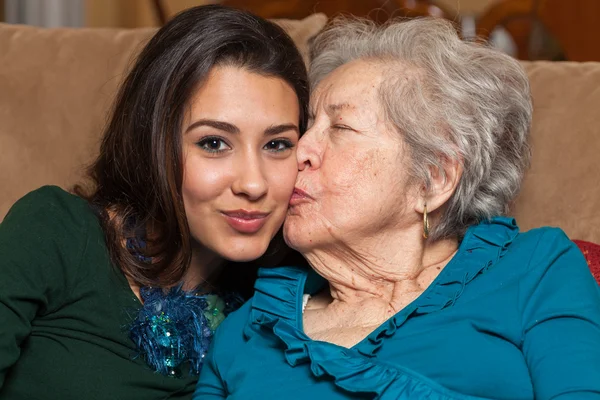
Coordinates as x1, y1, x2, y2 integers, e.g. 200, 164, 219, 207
194, 17, 600, 399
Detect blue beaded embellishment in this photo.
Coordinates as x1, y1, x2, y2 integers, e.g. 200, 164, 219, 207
129, 286, 242, 377
125, 237, 242, 377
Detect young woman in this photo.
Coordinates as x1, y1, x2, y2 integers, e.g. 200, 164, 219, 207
0, 5, 308, 400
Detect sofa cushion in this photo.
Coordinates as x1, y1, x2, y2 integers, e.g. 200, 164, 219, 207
511, 61, 600, 243
0, 13, 327, 221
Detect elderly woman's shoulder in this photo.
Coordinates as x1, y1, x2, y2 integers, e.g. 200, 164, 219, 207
517, 225, 575, 250
512, 225, 588, 274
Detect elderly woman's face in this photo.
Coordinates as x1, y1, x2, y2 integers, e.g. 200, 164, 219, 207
284, 60, 418, 252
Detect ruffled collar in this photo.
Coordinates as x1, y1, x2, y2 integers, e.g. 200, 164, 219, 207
244, 217, 518, 399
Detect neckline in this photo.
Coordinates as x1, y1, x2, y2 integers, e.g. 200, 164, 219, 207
248, 216, 520, 357
298, 225, 474, 352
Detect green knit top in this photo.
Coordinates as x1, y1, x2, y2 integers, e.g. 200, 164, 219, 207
0, 186, 197, 400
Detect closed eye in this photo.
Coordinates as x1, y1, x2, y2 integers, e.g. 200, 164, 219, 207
332, 124, 353, 131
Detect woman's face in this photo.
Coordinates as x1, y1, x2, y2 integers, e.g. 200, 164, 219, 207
182, 66, 300, 262
284, 60, 418, 252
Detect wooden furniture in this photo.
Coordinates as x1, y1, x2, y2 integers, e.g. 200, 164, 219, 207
435, 0, 498, 15
476, 0, 600, 61
152, 0, 458, 25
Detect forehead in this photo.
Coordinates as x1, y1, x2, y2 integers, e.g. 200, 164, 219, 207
192, 65, 294, 104
186, 65, 299, 121
313, 60, 386, 107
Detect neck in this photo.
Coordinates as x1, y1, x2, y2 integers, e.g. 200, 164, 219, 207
303, 224, 458, 305
181, 243, 225, 291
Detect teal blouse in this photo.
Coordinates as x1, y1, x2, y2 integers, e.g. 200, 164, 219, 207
194, 218, 600, 399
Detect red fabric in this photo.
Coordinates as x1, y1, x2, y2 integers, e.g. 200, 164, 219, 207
573, 240, 600, 284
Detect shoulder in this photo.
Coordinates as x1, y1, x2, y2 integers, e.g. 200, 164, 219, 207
209, 299, 253, 369
3, 185, 94, 226
0, 186, 102, 309
213, 299, 253, 346
513, 226, 580, 268
1, 185, 100, 277
515, 225, 569, 243
480, 222, 591, 292
510, 226, 594, 295
512, 227, 600, 335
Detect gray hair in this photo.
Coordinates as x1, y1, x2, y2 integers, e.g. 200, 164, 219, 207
310, 17, 532, 240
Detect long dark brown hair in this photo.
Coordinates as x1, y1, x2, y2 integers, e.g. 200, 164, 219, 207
75, 5, 309, 290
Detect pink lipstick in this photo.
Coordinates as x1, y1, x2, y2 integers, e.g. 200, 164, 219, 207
221, 210, 270, 234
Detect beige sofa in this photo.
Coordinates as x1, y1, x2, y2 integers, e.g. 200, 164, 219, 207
1, 15, 599, 243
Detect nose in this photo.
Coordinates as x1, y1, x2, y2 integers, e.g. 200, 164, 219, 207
231, 152, 268, 201
296, 127, 323, 171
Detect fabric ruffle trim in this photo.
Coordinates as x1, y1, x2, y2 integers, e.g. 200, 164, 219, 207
245, 217, 518, 399
271, 317, 489, 399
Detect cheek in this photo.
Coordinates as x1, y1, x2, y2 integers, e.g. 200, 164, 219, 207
266, 156, 298, 201
318, 148, 404, 229
182, 153, 231, 205
322, 148, 385, 199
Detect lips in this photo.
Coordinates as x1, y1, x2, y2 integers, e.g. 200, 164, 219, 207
289, 187, 313, 206
221, 210, 270, 234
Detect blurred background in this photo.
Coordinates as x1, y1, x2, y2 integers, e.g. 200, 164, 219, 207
0, 0, 598, 61
1, 0, 214, 28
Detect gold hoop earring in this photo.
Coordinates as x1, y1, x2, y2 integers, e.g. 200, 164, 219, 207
423, 203, 430, 239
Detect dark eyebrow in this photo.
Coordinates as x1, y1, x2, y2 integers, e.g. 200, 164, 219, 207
264, 124, 299, 136
185, 119, 240, 134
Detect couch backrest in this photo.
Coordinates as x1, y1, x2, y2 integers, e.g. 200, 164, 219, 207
0, 19, 598, 242
513, 62, 600, 242
0, 24, 156, 218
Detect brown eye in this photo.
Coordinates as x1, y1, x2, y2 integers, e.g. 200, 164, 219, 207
197, 137, 230, 153
264, 139, 294, 152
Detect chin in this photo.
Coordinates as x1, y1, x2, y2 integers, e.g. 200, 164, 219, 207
219, 236, 271, 262
283, 222, 309, 252
284, 215, 333, 253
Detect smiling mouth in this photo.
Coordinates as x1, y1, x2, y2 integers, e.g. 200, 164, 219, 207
221, 210, 270, 233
